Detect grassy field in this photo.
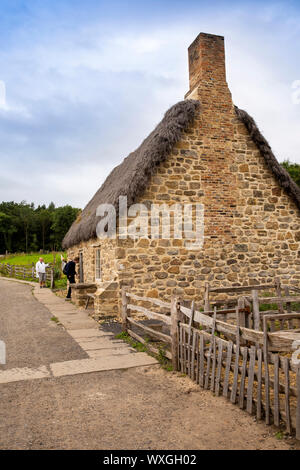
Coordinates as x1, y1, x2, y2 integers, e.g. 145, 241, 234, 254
0, 252, 68, 289
0, 252, 66, 266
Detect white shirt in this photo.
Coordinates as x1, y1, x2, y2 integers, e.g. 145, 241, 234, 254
36, 261, 49, 276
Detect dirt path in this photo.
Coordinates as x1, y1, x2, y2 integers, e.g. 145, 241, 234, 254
0, 278, 296, 450
0, 279, 88, 369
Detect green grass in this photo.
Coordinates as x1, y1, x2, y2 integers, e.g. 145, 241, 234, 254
115, 331, 173, 371
51, 316, 60, 324
115, 332, 148, 352
53, 277, 68, 289
0, 251, 68, 290
1, 252, 66, 266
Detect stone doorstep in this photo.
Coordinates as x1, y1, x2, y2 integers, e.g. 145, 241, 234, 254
0, 353, 156, 384
50, 354, 157, 378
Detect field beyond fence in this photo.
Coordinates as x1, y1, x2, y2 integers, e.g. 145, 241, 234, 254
0, 252, 67, 288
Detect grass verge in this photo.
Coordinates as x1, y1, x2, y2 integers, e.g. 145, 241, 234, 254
115, 331, 173, 371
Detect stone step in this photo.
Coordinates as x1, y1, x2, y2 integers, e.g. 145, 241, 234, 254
50, 353, 157, 377
0, 366, 50, 384
77, 339, 129, 351
68, 328, 113, 339
87, 348, 135, 358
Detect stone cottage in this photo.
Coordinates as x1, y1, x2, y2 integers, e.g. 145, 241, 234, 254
62, 32, 300, 318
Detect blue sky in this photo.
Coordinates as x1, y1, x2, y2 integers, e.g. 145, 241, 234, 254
0, 0, 299, 208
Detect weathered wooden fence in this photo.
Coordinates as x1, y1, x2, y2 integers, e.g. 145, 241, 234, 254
122, 289, 172, 359
0, 262, 55, 288
176, 302, 300, 439
122, 287, 300, 439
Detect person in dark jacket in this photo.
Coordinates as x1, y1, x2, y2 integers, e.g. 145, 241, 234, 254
65, 257, 79, 300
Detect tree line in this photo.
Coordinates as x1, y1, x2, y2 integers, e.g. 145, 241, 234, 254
282, 160, 300, 187
0, 201, 81, 254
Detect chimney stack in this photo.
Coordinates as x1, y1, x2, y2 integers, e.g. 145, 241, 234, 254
185, 33, 229, 100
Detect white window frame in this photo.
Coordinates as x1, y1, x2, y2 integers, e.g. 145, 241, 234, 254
95, 248, 101, 281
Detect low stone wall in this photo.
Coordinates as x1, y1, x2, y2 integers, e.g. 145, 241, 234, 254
93, 281, 119, 320
71, 283, 97, 308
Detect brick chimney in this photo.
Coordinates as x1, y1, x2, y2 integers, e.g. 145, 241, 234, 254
185, 32, 232, 105
184, 33, 237, 241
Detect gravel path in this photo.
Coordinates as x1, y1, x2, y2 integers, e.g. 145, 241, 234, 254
0, 278, 297, 450
0, 367, 296, 450
0, 279, 88, 369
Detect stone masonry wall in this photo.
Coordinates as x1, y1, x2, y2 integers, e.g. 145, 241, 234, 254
114, 109, 300, 306
67, 238, 120, 315
67, 33, 300, 317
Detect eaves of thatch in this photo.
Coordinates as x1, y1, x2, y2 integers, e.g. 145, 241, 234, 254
62, 101, 300, 249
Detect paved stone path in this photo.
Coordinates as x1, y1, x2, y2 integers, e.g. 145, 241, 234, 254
0, 278, 157, 385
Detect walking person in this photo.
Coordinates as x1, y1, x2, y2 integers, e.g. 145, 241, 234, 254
36, 257, 49, 288
64, 257, 79, 300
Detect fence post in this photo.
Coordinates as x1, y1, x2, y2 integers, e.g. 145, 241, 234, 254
121, 287, 128, 332
204, 282, 210, 312
252, 289, 260, 331
171, 296, 181, 371
238, 297, 246, 328
50, 268, 55, 289
263, 315, 270, 425
275, 277, 284, 314
297, 366, 300, 440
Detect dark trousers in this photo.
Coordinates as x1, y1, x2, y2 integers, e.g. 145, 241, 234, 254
66, 274, 75, 298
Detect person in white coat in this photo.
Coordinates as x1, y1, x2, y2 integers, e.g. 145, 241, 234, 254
36, 258, 49, 288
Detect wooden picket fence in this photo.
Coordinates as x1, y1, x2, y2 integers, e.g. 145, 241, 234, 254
0, 262, 55, 288
177, 304, 300, 439
122, 288, 300, 439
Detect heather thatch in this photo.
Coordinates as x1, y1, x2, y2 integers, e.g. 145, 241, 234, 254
235, 106, 300, 210
62, 100, 200, 249
63, 99, 300, 249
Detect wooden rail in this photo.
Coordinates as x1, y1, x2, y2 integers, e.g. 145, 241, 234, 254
0, 262, 55, 288
121, 288, 173, 362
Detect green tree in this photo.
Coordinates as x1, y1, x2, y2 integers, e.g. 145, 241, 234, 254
36, 206, 53, 251
282, 160, 300, 187
0, 211, 17, 252
18, 202, 34, 253
51, 205, 81, 250
0, 201, 80, 254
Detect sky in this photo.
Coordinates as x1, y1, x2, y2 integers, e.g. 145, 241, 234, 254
0, 0, 299, 208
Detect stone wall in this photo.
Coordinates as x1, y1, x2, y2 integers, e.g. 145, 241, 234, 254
67, 238, 120, 316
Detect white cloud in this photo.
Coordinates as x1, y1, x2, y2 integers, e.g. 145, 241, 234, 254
0, 80, 8, 110
0, 2, 300, 209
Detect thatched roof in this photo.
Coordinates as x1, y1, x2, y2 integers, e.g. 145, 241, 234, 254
235, 106, 300, 209
62, 100, 199, 249
63, 101, 300, 249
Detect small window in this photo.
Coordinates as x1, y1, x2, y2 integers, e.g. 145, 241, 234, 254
95, 249, 101, 280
